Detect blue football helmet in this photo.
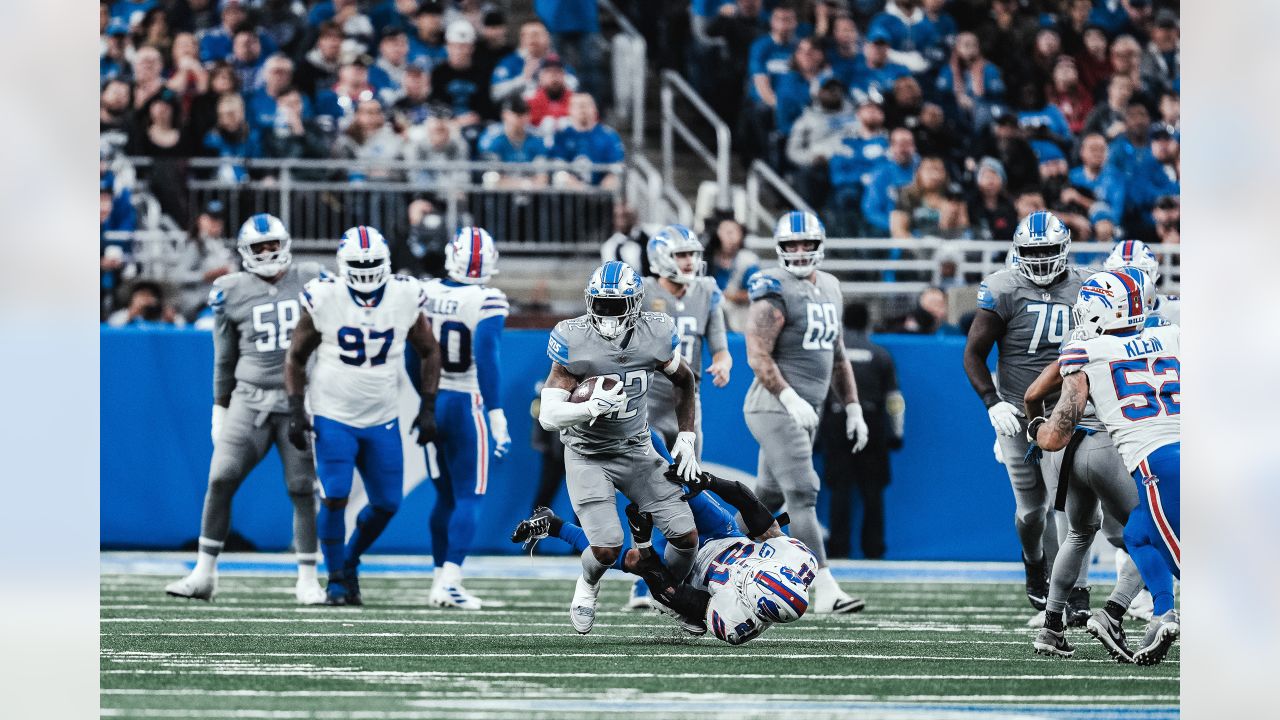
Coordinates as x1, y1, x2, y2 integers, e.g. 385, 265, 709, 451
237, 213, 292, 277
1012, 210, 1071, 286
647, 225, 705, 284
773, 210, 826, 277
585, 261, 644, 340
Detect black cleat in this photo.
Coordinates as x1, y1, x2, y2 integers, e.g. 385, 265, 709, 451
1066, 586, 1091, 627
1023, 555, 1049, 611
511, 507, 556, 548
323, 582, 349, 606
343, 568, 364, 607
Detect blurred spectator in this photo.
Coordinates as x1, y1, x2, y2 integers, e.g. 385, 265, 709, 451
247, 55, 311, 132
478, 98, 550, 188
258, 0, 308, 57
130, 93, 188, 157
491, 20, 572, 105
309, 0, 374, 47
890, 156, 962, 239
786, 77, 857, 206
409, 0, 448, 67
199, 0, 276, 65
134, 7, 173, 60
1109, 35, 1153, 107
296, 22, 344, 98
1089, 202, 1119, 245
934, 31, 1004, 127
919, 0, 958, 56
976, 0, 1038, 74
332, 99, 404, 180
106, 280, 184, 328
101, 18, 133, 84
1046, 177, 1095, 242
967, 156, 1017, 240
882, 74, 923, 129
431, 21, 497, 138
527, 54, 575, 132
476, 8, 516, 76
825, 12, 862, 88
371, 26, 412, 97
1069, 133, 1126, 222
404, 114, 470, 187
1014, 188, 1047, 219
887, 286, 960, 335
201, 94, 262, 182
551, 94, 624, 189
933, 246, 965, 290
774, 38, 831, 138
704, 0, 767, 124
165, 0, 218, 35
393, 197, 450, 277
165, 33, 208, 112
1126, 123, 1179, 232
1055, 0, 1094, 56
130, 46, 167, 114
1151, 194, 1179, 245
1047, 56, 1093, 136
1081, 74, 1134, 143
1015, 83, 1071, 165
821, 300, 903, 559
861, 127, 920, 237
231, 27, 268, 92
1140, 10, 1179, 94
391, 63, 434, 128
704, 215, 759, 331
535, 0, 604, 103
369, 0, 425, 34
867, 0, 942, 74
187, 62, 241, 147
171, 203, 235, 321
261, 87, 330, 164
315, 60, 379, 133
100, 79, 135, 155
1106, 99, 1151, 177
1158, 89, 1179, 130
849, 27, 911, 98
100, 183, 135, 317
600, 204, 650, 275
827, 90, 889, 236
742, 3, 800, 161
973, 108, 1039, 194
913, 102, 967, 179
111, 0, 158, 26
1106, 0, 1155, 45
1074, 24, 1111, 95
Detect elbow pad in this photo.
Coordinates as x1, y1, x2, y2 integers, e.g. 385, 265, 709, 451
538, 387, 592, 431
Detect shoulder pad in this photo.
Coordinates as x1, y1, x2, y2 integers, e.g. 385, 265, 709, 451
208, 283, 227, 312
976, 280, 996, 311
300, 276, 330, 312
1058, 343, 1089, 373
747, 273, 784, 302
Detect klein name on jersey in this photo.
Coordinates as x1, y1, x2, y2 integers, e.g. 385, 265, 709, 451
424, 297, 461, 315
1124, 335, 1165, 358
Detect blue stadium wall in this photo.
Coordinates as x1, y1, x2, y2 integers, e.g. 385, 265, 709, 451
102, 328, 1015, 561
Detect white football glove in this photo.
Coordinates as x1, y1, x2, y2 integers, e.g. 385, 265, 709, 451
586, 380, 627, 419
211, 404, 226, 444
987, 401, 1024, 437
993, 438, 1005, 464
670, 431, 700, 482
778, 387, 819, 431
488, 408, 511, 458
845, 403, 869, 453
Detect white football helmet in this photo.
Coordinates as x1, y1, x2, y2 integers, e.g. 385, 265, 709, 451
1011, 210, 1071, 286
445, 226, 499, 284
647, 225, 705, 284
1073, 269, 1148, 339
1103, 239, 1160, 285
237, 213, 292, 277
773, 210, 825, 277
585, 260, 644, 341
744, 558, 813, 624
337, 225, 391, 294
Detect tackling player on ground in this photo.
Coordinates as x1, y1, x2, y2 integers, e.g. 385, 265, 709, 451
1031, 270, 1181, 666
166, 214, 327, 604
743, 210, 868, 614
419, 227, 511, 609
284, 226, 442, 606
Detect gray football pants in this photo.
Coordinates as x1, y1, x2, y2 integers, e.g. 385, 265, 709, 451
1041, 431, 1144, 614
563, 441, 696, 548
744, 410, 828, 566
997, 430, 1062, 568
200, 394, 318, 555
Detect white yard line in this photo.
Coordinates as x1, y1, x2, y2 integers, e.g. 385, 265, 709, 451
100, 689, 1178, 703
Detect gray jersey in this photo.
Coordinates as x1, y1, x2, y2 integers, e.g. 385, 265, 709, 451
547, 312, 679, 455
976, 266, 1091, 407
209, 262, 326, 413
643, 277, 728, 415
743, 268, 844, 412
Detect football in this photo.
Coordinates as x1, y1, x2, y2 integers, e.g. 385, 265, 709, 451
569, 375, 620, 403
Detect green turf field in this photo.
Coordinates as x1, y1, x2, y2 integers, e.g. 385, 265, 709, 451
100, 555, 1178, 719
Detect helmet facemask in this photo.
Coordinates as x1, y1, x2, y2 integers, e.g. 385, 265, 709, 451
239, 237, 292, 277
586, 294, 641, 340
777, 239, 824, 278
1015, 241, 1069, 286
340, 256, 389, 294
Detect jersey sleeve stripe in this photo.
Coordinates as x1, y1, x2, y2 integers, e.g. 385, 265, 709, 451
547, 330, 570, 365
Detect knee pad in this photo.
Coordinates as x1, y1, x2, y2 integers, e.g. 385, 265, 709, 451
592, 545, 621, 566
367, 505, 397, 521
787, 480, 820, 510
668, 530, 698, 550
322, 497, 348, 511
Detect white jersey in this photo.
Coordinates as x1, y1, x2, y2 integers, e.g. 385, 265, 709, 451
1059, 324, 1180, 471
420, 279, 509, 395
301, 275, 426, 428
688, 535, 818, 645
1151, 294, 1180, 325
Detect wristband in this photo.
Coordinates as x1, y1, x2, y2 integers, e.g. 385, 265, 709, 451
982, 392, 1002, 409
1026, 416, 1048, 443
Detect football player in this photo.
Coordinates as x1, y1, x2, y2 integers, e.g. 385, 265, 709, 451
1031, 270, 1181, 666
419, 227, 511, 609
1103, 239, 1179, 326
512, 466, 815, 646
963, 211, 1091, 612
743, 210, 868, 614
284, 226, 442, 606
623, 224, 732, 611
165, 214, 328, 604
536, 261, 701, 634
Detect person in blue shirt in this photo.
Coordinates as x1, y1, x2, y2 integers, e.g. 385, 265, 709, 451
409, 1, 449, 67
101, 18, 133, 84
828, 90, 889, 236
109, 0, 158, 25
534, 0, 604, 104
746, 4, 799, 109
202, 94, 262, 183
1106, 100, 1152, 179
490, 20, 577, 105
861, 127, 919, 237
199, 1, 278, 65
1068, 132, 1126, 221
1124, 124, 1179, 231
934, 31, 1005, 125
551, 93, 624, 188
847, 28, 911, 98
369, 26, 412, 99
478, 97, 552, 188
866, 0, 941, 73
825, 13, 863, 89
246, 55, 314, 132
1015, 83, 1071, 164
773, 38, 831, 137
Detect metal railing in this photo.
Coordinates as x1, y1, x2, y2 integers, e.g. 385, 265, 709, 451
660, 70, 731, 211
599, 0, 647, 150
744, 160, 815, 235
743, 237, 1182, 296
627, 154, 693, 227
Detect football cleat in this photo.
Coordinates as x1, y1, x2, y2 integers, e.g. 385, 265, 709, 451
622, 579, 655, 611
342, 567, 364, 607
651, 594, 707, 636
324, 581, 350, 606
511, 507, 555, 549
1066, 586, 1091, 627
1023, 555, 1049, 611
165, 572, 217, 601
1127, 589, 1155, 621
811, 586, 866, 615
1133, 610, 1179, 666
1032, 626, 1076, 658
430, 584, 483, 610
570, 576, 600, 634
295, 578, 327, 606
1086, 609, 1134, 663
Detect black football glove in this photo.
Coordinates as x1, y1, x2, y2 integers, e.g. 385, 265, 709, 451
625, 503, 654, 546
287, 395, 311, 452
411, 400, 437, 446
664, 465, 714, 501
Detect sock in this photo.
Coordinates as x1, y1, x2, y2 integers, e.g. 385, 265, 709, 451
290, 491, 319, 556
557, 522, 591, 555
444, 496, 481, 567
1105, 600, 1126, 622
1044, 609, 1065, 631
813, 566, 839, 594
580, 548, 610, 585
345, 505, 396, 571
194, 537, 223, 576
442, 561, 463, 587
297, 553, 318, 584
664, 542, 696, 582
547, 514, 565, 537
318, 502, 347, 583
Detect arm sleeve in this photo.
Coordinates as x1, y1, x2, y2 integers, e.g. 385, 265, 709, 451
747, 38, 767, 77
705, 286, 729, 355
705, 476, 776, 538
209, 283, 238, 401
538, 386, 593, 430
473, 314, 505, 411
860, 171, 893, 233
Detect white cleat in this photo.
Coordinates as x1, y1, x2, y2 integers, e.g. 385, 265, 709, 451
1025, 609, 1047, 628
295, 579, 327, 605
165, 572, 216, 601
812, 585, 866, 614
570, 576, 600, 634
1127, 589, 1155, 621
622, 579, 655, 611
430, 584, 483, 610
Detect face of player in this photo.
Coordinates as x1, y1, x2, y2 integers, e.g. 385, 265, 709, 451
673, 251, 701, 276
250, 240, 281, 255
780, 240, 818, 257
